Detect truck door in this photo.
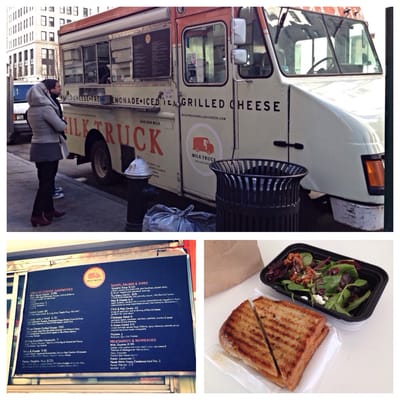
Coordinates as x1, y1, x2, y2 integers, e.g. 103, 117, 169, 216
234, 7, 289, 162
175, 9, 235, 201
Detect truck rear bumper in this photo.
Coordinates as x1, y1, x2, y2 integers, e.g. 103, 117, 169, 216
330, 197, 384, 231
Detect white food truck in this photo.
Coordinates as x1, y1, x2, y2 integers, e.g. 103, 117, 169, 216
58, 6, 385, 230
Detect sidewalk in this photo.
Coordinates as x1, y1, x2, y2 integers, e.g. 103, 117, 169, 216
7, 152, 128, 231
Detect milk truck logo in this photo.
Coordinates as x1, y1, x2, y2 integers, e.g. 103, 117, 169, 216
186, 123, 222, 176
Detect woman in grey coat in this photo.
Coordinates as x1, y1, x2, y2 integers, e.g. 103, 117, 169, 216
27, 79, 67, 227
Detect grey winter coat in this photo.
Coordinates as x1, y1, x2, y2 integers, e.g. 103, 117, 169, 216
27, 82, 67, 144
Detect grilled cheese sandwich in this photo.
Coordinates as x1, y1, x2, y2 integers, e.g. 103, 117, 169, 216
219, 296, 329, 391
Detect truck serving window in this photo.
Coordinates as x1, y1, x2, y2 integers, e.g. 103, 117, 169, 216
63, 43, 111, 85
63, 48, 83, 84
110, 36, 132, 82
264, 7, 382, 76
238, 7, 273, 78
183, 22, 227, 85
83, 42, 110, 84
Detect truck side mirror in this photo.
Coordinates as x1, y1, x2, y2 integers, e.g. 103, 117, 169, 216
232, 48, 248, 65
232, 18, 246, 45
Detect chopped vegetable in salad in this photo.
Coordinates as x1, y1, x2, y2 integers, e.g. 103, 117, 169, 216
264, 252, 371, 316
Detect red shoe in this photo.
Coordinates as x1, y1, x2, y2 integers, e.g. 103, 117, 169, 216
45, 210, 66, 220
31, 215, 51, 227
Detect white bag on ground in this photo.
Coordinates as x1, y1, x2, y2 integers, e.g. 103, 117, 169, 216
142, 204, 216, 232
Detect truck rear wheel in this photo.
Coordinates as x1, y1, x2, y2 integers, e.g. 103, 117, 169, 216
90, 140, 115, 184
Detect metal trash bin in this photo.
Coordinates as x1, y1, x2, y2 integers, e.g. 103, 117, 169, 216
209, 158, 308, 231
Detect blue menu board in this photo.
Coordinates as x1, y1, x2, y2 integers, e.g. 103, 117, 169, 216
15, 255, 195, 376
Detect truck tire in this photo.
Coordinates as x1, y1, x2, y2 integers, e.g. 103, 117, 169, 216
90, 140, 115, 184
7, 132, 17, 145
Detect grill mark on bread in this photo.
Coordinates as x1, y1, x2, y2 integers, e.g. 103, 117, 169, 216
252, 300, 281, 375
219, 300, 280, 378
222, 323, 271, 364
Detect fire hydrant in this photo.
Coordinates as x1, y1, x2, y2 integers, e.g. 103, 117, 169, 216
124, 156, 153, 231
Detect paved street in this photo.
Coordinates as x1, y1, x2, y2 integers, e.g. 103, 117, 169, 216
7, 151, 128, 232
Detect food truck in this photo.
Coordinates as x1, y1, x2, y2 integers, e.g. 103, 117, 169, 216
58, 7, 385, 230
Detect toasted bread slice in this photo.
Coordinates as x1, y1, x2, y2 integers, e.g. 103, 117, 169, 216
252, 296, 328, 391
219, 299, 282, 385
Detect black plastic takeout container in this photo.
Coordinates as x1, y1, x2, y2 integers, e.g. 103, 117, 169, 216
259, 243, 388, 322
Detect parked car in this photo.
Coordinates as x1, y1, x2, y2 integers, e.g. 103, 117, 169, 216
8, 81, 36, 143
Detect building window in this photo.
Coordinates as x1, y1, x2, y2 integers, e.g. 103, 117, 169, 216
41, 31, 47, 41
41, 48, 55, 77
73, 7, 78, 16
49, 17, 54, 27
41, 15, 46, 26
83, 8, 88, 17
49, 32, 55, 42
60, 18, 65, 25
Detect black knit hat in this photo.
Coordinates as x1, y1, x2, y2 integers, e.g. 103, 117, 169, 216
42, 79, 59, 91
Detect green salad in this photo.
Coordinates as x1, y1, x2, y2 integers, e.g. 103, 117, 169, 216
264, 251, 371, 316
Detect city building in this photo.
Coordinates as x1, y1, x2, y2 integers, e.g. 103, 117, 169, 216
6, 6, 114, 81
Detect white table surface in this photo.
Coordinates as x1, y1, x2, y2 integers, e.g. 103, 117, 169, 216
204, 240, 393, 393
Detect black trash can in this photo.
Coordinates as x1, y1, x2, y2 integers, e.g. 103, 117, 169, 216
209, 159, 308, 231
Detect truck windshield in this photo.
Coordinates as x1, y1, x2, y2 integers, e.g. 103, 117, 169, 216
264, 7, 382, 76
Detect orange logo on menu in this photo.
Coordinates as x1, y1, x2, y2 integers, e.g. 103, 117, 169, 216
83, 266, 106, 288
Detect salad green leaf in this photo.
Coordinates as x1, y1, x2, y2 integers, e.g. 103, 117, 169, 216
346, 290, 371, 312
267, 251, 370, 317
281, 280, 311, 292
316, 275, 342, 294
329, 263, 358, 280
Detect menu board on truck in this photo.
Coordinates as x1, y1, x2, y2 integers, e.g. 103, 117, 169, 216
133, 28, 170, 79
14, 255, 195, 376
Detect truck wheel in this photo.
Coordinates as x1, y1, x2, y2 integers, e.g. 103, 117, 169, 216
7, 135, 16, 145
90, 140, 115, 184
